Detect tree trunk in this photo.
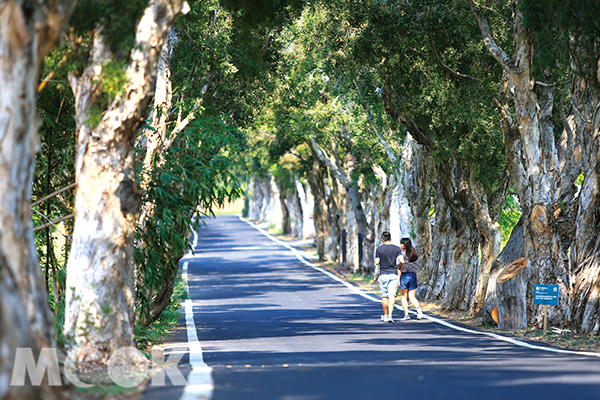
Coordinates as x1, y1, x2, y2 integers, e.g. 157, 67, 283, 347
496, 258, 533, 330
374, 174, 393, 241
64, 0, 185, 373
247, 177, 266, 221
372, 131, 414, 243
403, 135, 433, 273
483, 217, 524, 324
310, 137, 375, 272
421, 161, 479, 311
138, 29, 178, 222
468, 171, 505, 316
390, 175, 413, 240
282, 180, 303, 238
308, 153, 339, 261
567, 57, 600, 334
296, 178, 315, 239
0, 1, 75, 398
248, 175, 284, 229
470, 0, 564, 325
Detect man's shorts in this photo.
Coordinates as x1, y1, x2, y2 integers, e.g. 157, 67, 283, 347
379, 273, 399, 298
400, 272, 418, 290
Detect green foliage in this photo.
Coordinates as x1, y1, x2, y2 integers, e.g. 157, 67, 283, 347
244, 0, 507, 199
171, 0, 289, 127
135, 117, 247, 324
344, 0, 506, 189
499, 194, 522, 247
70, 0, 149, 54
35, 47, 77, 345
521, 0, 600, 73
87, 59, 128, 127
219, 0, 304, 28
246, 2, 391, 187
136, 275, 188, 351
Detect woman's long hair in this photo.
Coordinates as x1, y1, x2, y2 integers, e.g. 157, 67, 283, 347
401, 237, 418, 262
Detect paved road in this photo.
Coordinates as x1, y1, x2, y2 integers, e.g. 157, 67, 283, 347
143, 215, 600, 400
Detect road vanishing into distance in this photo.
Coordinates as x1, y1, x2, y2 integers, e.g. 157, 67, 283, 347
142, 214, 600, 400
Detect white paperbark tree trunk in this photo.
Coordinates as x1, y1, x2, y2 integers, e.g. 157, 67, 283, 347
310, 136, 375, 271
567, 57, 600, 334
468, 177, 503, 316
64, 0, 186, 373
373, 131, 414, 242
424, 162, 480, 311
470, 0, 564, 324
282, 181, 303, 238
308, 152, 340, 262
402, 135, 433, 269
296, 178, 315, 239
0, 1, 75, 398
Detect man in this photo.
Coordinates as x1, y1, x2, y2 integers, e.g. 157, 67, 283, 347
374, 231, 402, 323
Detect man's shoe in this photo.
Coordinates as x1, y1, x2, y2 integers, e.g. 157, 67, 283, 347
388, 316, 395, 323
417, 307, 423, 320
401, 314, 411, 321
381, 315, 389, 322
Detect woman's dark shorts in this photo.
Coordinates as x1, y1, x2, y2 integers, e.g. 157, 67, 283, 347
400, 272, 418, 290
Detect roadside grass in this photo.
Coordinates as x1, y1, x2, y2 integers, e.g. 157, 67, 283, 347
135, 275, 188, 352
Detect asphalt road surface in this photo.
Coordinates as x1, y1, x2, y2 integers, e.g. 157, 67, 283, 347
142, 214, 600, 400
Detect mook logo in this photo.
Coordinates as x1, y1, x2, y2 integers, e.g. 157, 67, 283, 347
10, 347, 188, 388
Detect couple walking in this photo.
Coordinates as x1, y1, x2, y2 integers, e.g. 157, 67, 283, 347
375, 231, 423, 323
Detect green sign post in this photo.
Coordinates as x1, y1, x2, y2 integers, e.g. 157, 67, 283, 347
534, 284, 559, 334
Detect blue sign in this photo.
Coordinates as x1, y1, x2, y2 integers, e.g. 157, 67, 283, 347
534, 284, 559, 305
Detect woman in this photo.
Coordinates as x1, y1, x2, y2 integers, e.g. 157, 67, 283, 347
398, 237, 423, 320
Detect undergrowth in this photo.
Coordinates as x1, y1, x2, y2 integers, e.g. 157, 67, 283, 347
136, 274, 188, 352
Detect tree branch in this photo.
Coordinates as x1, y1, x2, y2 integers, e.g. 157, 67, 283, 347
429, 39, 477, 82
534, 80, 568, 89
309, 135, 349, 188
468, 0, 517, 74
389, 85, 437, 149
353, 79, 399, 166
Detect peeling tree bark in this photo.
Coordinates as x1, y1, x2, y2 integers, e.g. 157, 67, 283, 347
308, 152, 339, 262
425, 161, 480, 311
402, 135, 433, 273
469, 168, 507, 316
0, 1, 75, 398
496, 258, 533, 330
310, 136, 375, 271
482, 217, 524, 325
567, 56, 600, 334
64, 0, 186, 373
470, 0, 564, 325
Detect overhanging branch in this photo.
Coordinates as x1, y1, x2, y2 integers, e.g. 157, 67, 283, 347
429, 39, 477, 82
309, 135, 349, 188
468, 0, 518, 74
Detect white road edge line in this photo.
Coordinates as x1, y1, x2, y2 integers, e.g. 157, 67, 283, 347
240, 215, 600, 359
180, 228, 214, 400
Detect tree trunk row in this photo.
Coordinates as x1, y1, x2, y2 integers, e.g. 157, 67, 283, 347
0, 1, 76, 398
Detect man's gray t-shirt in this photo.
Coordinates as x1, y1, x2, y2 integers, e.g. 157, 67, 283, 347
376, 244, 402, 275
